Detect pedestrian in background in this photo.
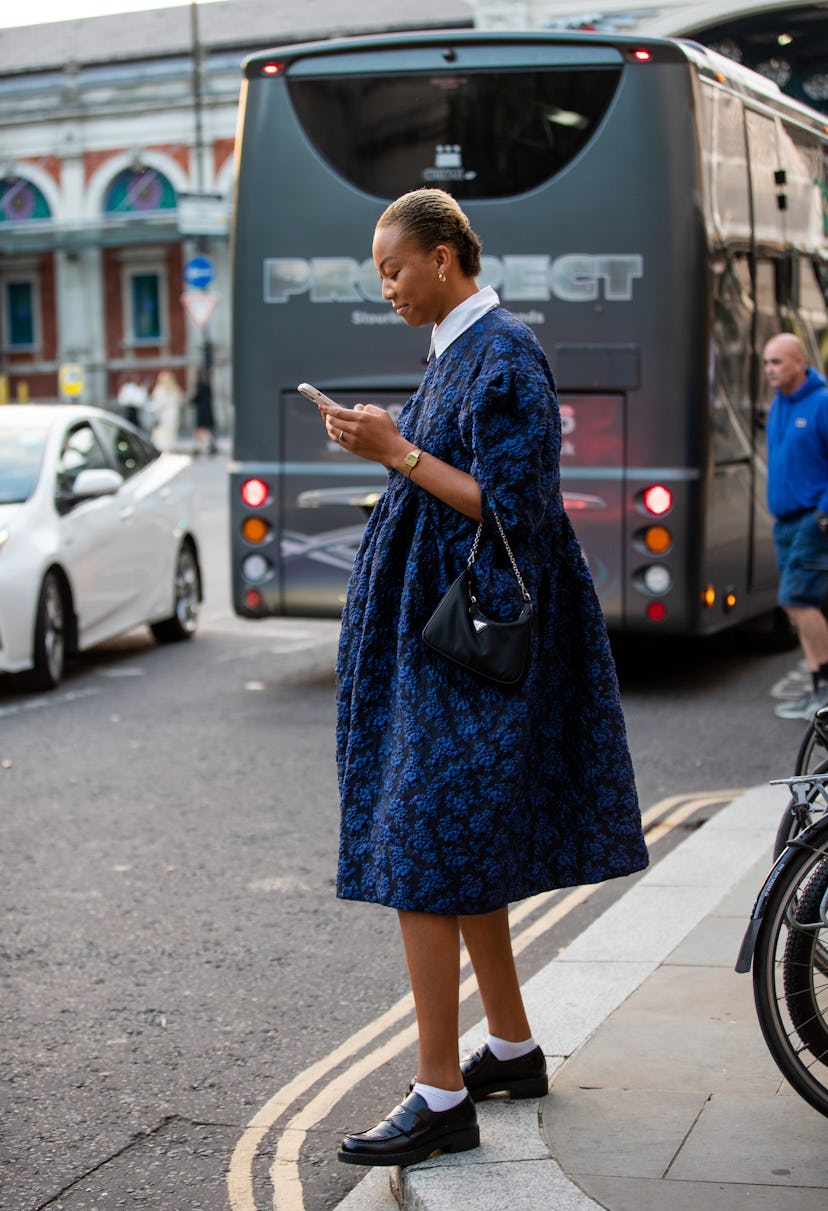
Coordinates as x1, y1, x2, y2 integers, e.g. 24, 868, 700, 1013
117, 372, 148, 430
191, 369, 217, 455
764, 332, 828, 720
150, 370, 184, 451
315, 188, 648, 1168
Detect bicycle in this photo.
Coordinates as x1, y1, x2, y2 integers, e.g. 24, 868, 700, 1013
737, 774, 828, 1118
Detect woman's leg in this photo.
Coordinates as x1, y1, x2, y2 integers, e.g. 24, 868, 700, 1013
338, 911, 478, 1166
398, 909, 464, 1090
459, 907, 531, 1041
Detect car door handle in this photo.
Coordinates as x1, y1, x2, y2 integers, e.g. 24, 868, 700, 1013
119, 506, 134, 521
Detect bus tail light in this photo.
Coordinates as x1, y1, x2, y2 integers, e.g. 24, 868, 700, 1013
242, 553, 271, 582
641, 525, 671, 554
242, 516, 269, 543
244, 587, 264, 610
261, 62, 285, 76
642, 485, 672, 516
702, 585, 716, 607
241, 477, 269, 508
642, 565, 672, 595
631, 49, 652, 62
646, 601, 667, 622
724, 589, 737, 612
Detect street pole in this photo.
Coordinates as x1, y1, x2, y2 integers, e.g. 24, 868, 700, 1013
189, 0, 213, 381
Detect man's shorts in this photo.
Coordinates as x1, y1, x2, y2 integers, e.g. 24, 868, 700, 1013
775, 509, 828, 608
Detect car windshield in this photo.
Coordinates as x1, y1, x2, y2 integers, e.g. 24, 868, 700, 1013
0, 428, 48, 504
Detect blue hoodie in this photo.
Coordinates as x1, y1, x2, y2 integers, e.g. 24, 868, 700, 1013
766, 367, 828, 519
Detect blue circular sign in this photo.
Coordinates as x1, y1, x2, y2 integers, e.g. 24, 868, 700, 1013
184, 255, 214, 289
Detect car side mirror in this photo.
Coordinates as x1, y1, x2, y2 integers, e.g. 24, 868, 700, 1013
72, 468, 124, 498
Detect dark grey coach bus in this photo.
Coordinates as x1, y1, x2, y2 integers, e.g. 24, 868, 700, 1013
230, 30, 828, 635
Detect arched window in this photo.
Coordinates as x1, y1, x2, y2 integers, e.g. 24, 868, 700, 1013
104, 167, 177, 215
0, 177, 51, 223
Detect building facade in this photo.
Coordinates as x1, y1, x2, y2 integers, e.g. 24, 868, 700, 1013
0, 0, 473, 423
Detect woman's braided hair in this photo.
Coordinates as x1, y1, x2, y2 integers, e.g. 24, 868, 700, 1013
377, 188, 482, 278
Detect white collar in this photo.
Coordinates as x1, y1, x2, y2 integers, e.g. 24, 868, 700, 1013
429, 286, 500, 361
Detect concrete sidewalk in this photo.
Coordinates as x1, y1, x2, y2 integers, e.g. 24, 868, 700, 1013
336, 784, 828, 1211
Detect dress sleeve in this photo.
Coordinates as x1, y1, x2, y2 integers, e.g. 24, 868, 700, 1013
461, 332, 561, 540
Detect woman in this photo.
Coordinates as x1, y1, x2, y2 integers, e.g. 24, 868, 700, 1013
191, 369, 217, 455
150, 370, 184, 451
315, 189, 648, 1168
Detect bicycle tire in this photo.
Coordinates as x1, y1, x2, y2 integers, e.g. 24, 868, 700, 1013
783, 860, 828, 1055
795, 721, 827, 777
753, 818, 828, 1117
773, 756, 828, 860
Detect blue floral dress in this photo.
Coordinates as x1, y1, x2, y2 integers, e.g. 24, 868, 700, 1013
336, 308, 648, 915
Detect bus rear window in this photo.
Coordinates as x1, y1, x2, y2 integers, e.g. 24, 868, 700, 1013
287, 68, 622, 200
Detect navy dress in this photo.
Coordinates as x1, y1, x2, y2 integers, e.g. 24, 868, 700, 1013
336, 308, 648, 915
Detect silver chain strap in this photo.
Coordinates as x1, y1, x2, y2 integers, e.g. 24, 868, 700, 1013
467, 511, 531, 602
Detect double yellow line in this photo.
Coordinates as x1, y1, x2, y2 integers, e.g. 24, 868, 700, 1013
226, 788, 743, 1211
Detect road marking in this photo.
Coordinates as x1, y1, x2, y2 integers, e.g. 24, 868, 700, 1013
0, 686, 100, 718
226, 788, 743, 1211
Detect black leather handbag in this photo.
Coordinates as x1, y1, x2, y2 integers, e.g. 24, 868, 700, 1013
422, 512, 533, 688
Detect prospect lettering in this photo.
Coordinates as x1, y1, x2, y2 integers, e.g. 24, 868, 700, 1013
263, 254, 643, 305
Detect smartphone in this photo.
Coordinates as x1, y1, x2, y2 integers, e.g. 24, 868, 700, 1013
298, 382, 340, 409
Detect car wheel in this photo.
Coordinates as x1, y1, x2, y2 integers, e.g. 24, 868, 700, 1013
150, 541, 200, 644
30, 570, 66, 690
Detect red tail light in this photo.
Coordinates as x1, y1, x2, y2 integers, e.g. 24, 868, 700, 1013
643, 485, 672, 516
241, 478, 268, 508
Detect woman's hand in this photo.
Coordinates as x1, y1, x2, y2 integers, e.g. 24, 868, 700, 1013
320, 401, 408, 468
318, 399, 482, 522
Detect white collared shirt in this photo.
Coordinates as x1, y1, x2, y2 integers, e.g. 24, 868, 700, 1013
428, 285, 500, 361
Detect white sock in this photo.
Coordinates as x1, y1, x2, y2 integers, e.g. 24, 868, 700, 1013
412, 1081, 467, 1112
487, 1033, 537, 1061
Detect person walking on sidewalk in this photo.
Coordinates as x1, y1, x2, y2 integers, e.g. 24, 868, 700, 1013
150, 370, 184, 451
191, 369, 217, 455
764, 333, 828, 720
316, 188, 649, 1169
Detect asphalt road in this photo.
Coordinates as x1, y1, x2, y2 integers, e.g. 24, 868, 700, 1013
0, 452, 812, 1211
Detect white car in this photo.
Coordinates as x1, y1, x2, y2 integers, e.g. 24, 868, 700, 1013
0, 404, 202, 689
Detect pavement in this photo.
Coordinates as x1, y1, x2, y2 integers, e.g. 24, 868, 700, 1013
334, 783, 828, 1211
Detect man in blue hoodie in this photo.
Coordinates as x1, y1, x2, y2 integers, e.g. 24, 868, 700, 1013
764, 333, 828, 719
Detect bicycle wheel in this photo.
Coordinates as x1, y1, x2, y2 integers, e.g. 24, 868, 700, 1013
772, 757, 828, 859
783, 860, 828, 1050
753, 819, 828, 1117
796, 720, 828, 776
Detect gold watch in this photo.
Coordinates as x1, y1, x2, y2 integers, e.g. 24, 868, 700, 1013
404, 448, 422, 477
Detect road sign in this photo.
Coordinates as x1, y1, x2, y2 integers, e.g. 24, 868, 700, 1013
177, 193, 229, 237
183, 255, 214, 290
59, 363, 84, 398
181, 291, 219, 328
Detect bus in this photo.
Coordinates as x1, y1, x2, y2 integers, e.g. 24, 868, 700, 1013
230, 30, 828, 635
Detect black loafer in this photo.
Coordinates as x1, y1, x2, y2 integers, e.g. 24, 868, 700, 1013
461, 1042, 548, 1102
337, 1091, 479, 1167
